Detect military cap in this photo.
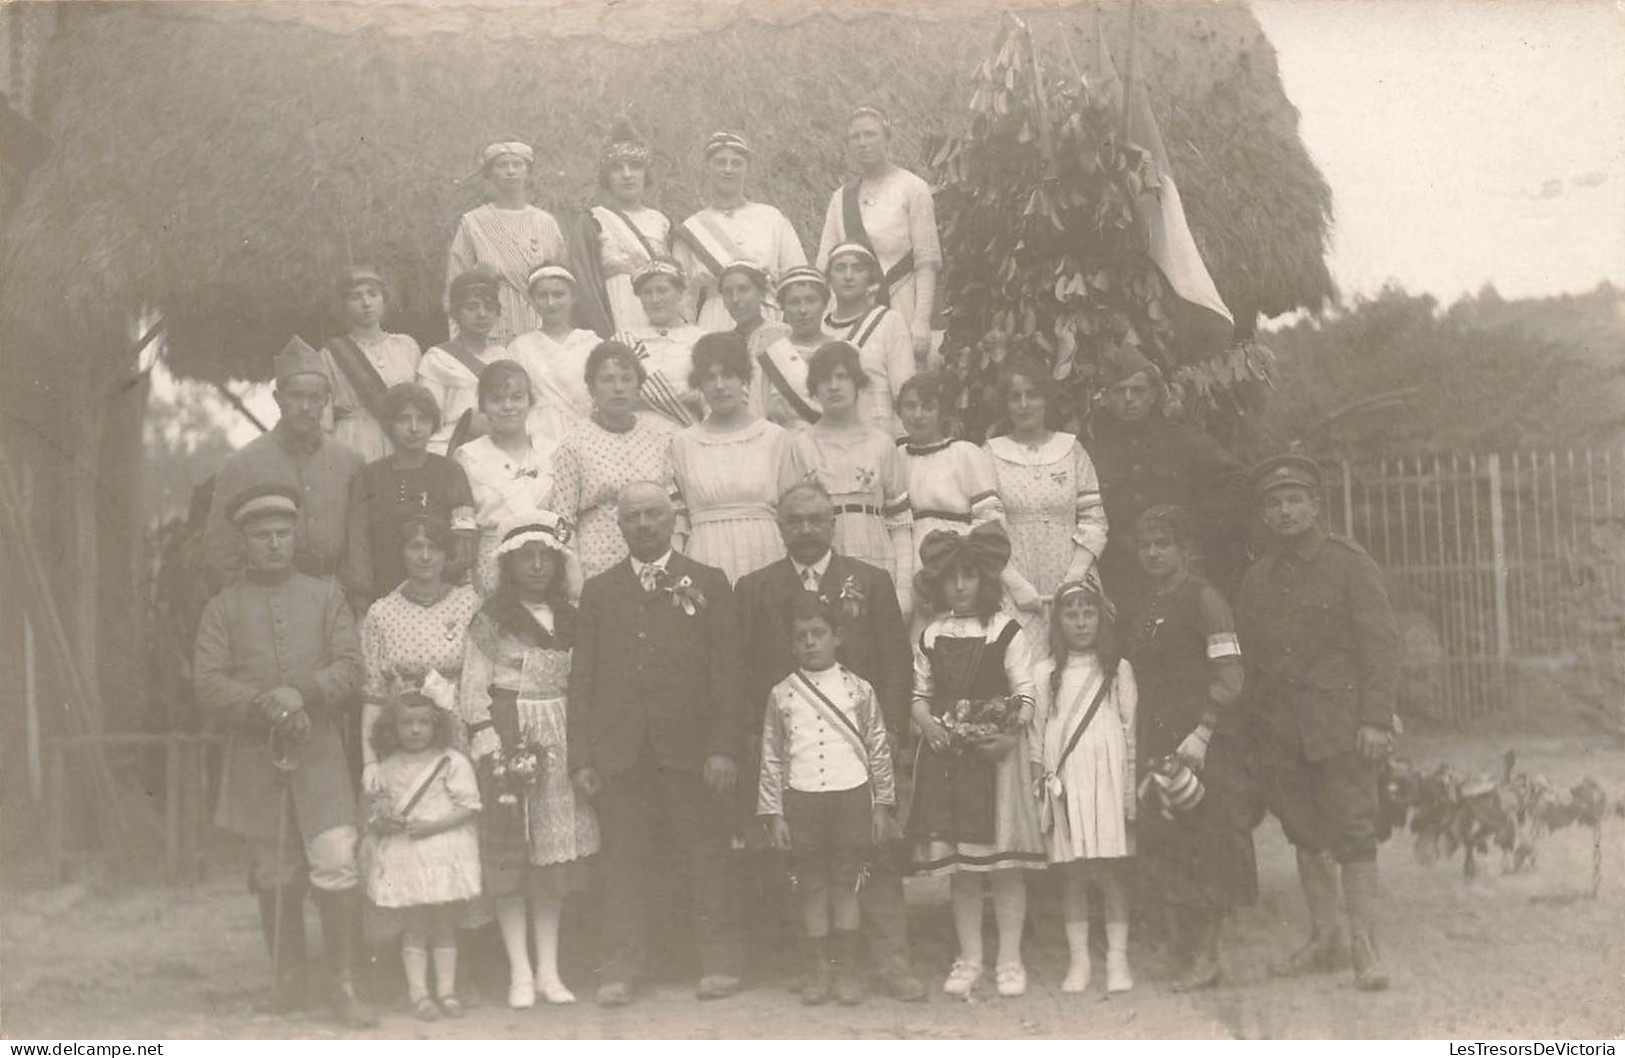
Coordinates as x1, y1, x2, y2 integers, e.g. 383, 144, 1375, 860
1099, 344, 1160, 387
273, 335, 327, 387
1250, 452, 1322, 500
227, 482, 301, 526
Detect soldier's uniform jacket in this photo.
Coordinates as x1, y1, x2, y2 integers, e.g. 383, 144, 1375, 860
1236, 526, 1400, 762
1090, 417, 1248, 535
193, 570, 362, 841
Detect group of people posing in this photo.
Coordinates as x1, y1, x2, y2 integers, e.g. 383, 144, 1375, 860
191, 110, 1403, 1029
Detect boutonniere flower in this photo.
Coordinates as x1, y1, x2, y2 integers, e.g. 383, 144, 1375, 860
835, 574, 866, 622
668, 573, 708, 616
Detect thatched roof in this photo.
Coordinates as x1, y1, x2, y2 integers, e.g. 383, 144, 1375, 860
1, 0, 1333, 385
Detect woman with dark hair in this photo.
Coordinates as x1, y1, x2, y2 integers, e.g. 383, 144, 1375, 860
420, 267, 506, 456
343, 383, 477, 607
455, 360, 559, 596
576, 118, 672, 336
753, 267, 834, 432
778, 341, 912, 610
672, 332, 787, 583
508, 263, 601, 442
549, 340, 682, 580
983, 357, 1109, 643
612, 258, 706, 428
823, 241, 915, 438
817, 106, 942, 369
321, 265, 423, 463
357, 512, 481, 786
459, 509, 597, 1009
897, 373, 1006, 567
446, 139, 568, 344
673, 131, 807, 333
719, 260, 789, 362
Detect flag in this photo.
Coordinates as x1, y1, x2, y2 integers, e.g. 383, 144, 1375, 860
1110, 9, 1235, 356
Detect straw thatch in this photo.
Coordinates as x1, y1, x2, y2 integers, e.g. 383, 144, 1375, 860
0, 0, 1332, 384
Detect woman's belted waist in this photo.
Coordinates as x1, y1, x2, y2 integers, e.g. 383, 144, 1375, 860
834, 502, 880, 518
913, 508, 973, 524
689, 502, 776, 527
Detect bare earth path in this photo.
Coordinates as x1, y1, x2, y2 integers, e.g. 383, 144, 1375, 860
4, 737, 1622, 1040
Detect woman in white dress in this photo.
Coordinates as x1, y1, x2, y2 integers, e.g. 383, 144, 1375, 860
823, 242, 915, 439
752, 266, 833, 433
418, 266, 506, 455
576, 118, 672, 336
896, 373, 1006, 557
613, 258, 706, 429
982, 357, 1109, 642
671, 332, 787, 584
673, 131, 807, 333
454, 360, 559, 596
777, 340, 912, 611
817, 107, 943, 368
508, 264, 601, 444
548, 341, 683, 580
446, 140, 568, 344
321, 265, 422, 463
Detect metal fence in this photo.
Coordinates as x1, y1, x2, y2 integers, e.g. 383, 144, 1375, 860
1317, 449, 1625, 722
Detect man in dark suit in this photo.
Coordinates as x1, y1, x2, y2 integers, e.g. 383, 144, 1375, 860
736, 481, 925, 1002
568, 481, 745, 1006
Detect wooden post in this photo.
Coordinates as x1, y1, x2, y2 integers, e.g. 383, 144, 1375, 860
1486, 453, 1512, 661
21, 462, 43, 802
46, 741, 65, 880
1341, 460, 1356, 539
164, 738, 181, 884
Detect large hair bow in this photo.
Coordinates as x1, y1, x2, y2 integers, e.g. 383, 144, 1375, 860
917, 522, 1013, 584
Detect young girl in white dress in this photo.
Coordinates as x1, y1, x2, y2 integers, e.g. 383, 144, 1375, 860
1032, 575, 1137, 995
508, 264, 601, 443
364, 692, 482, 1021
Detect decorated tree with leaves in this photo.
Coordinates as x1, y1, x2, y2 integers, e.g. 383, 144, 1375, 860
927, 13, 1270, 442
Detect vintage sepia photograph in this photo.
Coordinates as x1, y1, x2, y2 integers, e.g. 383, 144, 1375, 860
0, 0, 1620, 1043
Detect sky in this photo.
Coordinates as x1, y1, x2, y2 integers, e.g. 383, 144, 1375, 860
200, 0, 1625, 443
1253, 0, 1625, 306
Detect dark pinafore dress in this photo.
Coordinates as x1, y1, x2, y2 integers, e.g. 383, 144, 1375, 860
907, 613, 1045, 875
1125, 575, 1257, 910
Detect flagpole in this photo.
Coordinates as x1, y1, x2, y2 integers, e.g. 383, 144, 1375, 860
1122, 0, 1139, 141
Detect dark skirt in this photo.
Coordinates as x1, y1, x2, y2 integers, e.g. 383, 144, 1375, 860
907, 741, 998, 846
1136, 734, 1258, 911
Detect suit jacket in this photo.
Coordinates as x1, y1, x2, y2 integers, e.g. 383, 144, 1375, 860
1237, 527, 1400, 762
736, 552, 911, 739
567, 551, 743, 779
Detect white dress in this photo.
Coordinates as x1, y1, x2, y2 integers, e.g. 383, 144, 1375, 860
364, 749, 483, 908
751, 331, 830, 433
320, 333, 423, 463
816, 167, 943, 338
358, 584, 481, 773
446, 203, 568, 343
672, 417, 788, 584
455, 434, 559, 596
1032, 653, 1137, 862
673, 203, 807, 332
590, 205, 673, 333
902, 439, 1006, 556
417, 340, 506, 456
984, 432, 1109, 599
549, 412, 680, 580
824, 306, 915, 439
507, 327, 601, 443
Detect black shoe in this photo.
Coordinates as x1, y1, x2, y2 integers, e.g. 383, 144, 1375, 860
314, 889, 378, 1029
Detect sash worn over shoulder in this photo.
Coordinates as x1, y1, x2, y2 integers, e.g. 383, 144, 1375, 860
833, 305, 890, 349
674, 212, 752, 320
757, 344, 821, 425
326, 336, 391, 425
594, 205, 659, 263
789, 671, 873, 778
842, 182, 915, 308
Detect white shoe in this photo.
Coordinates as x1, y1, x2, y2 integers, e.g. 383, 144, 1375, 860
1061, 956, 1092, 994
509, 973, 536, 1009
535, 978, 577, 1005
1106, 950, 1133, 994
995, 961, 1027, 997
943, 958, 983, 997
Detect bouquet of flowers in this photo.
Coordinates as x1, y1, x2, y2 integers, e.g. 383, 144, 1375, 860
940, 695, 1024, 745
488, 743, 542, 807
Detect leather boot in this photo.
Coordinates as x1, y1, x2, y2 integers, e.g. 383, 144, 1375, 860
1271, 849, 1347, 977
801, 936, 833, 1006
1171, 908, 1222, 993
315, 888, 379, 1028
1342, 860, 1391, 992
255, 884, 308, 1014
832, 930, 865, 1006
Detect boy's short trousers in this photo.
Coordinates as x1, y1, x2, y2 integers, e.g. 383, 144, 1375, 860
784, 783, 873, 894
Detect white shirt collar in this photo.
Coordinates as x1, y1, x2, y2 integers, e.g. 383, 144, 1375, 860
792, 551, 833, 582
631, 550, 674, 578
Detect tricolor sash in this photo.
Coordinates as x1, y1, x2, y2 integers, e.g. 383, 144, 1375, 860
395, 753, 452, 820
593, 205, 659, 264
466, 205, 541, 298
789, 671, 873, 779
829, 305, 890, 349
758, 342, 821, 425
325, 336, 391, 425
842, 182, 916, 308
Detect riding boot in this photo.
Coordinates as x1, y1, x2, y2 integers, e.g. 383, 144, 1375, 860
1270, 848, 1347, 977
801, 936, 833, 1006
255, 884, 308, 1014
1171, 907, 1223, 993
832, 930, 865, 1006
1342, 860, 1391, 992
315, 887, 379, 1028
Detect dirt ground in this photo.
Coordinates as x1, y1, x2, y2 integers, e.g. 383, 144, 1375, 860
4, 735, 1622, 1040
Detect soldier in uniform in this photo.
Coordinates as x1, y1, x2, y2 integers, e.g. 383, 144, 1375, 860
193, 483, 376, 1026
1089, 347, 1248, 613
1237, 453, 1399, 992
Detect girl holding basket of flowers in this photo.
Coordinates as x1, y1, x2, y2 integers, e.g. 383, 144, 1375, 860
907, 523, 1045, 998
459, 508, 598, 1009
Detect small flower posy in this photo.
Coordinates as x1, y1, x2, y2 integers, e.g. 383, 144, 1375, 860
489, 744, 542, 806
940, 694, 1028, 745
